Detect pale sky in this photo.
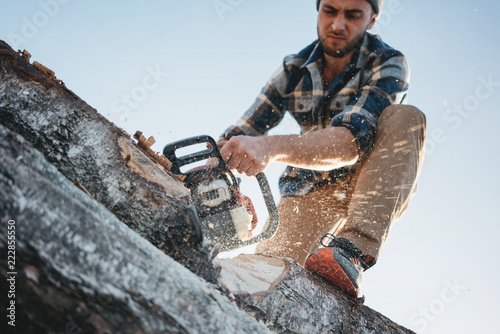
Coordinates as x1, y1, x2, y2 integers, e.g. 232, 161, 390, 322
1, 1, 499, 333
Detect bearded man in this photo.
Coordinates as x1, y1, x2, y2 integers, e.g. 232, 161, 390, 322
216, 0, 426, 297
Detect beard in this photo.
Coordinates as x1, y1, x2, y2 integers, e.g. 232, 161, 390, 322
318, 28, 365, 58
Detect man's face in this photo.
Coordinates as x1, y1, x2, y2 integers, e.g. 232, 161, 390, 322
317, 0, 377, 58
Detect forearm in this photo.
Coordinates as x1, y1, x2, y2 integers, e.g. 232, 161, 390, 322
267, 126, 360, 171
219, 126, 360, 176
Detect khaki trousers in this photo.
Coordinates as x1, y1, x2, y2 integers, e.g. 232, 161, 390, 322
256, 105, 427, 266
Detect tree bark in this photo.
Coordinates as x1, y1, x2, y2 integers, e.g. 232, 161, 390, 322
0, 124, 272, 334
0, 40, 218, 282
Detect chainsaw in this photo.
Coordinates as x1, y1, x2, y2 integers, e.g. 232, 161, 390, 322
163, 135, 279, 252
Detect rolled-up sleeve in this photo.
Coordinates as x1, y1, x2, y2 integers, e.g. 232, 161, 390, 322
330, 50, 410, 158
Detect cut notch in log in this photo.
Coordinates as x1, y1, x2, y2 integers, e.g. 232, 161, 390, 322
133, 130, 173, 171
132, 130, 187, 183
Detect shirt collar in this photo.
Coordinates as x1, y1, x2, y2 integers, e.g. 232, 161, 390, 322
300, 33, 370, 71
355, 33, 370, 68
301, 41, 324, 69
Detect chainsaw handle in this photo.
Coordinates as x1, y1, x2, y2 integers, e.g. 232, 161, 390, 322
163, 135, 226, 175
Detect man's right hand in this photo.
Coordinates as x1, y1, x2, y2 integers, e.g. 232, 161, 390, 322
219, 136, 271, 177
206, 140, 228, 167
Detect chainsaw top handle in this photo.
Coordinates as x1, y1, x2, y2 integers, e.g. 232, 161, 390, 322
163, 135, 240, 201
162, 135, 225, 175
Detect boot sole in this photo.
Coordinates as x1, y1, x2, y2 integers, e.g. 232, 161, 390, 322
305, 248, 358, 297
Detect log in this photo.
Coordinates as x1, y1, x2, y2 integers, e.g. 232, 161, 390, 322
0, 124, 272, 334
215, 255, 414, 334
0, 40, 218, 282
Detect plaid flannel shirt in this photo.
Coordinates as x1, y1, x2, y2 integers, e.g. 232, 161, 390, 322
221, 33, 410, 197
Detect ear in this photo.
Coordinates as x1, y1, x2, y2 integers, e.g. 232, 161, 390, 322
367, 14, 377, 30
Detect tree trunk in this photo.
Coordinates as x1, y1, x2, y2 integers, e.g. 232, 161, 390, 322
0, 124, 272, 334
0, 40, 218, 282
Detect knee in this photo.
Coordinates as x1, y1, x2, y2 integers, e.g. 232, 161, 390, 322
380, 104, 426, 127
379, 104, 426, 137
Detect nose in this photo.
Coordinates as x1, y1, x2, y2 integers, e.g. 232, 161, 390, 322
331, 14, 346, 33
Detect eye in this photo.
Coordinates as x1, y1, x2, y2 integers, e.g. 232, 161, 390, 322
346, 12, 362, 20
322, 7, 338, 15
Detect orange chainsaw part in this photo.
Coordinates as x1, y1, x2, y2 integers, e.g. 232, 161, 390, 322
239, 193, 258, 237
